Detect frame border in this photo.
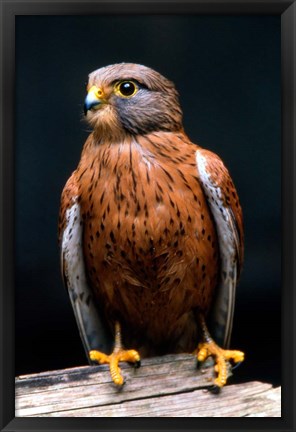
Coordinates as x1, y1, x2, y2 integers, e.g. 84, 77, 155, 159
1, 0, 295, 431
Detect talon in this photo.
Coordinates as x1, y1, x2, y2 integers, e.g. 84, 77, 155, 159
231, 361, 243, 370
134, 360, 141, 368
196, 314, 245, 389
196, 359, 202, 369
196, 341, 244, 388
89, 321, 140, 386
208, 384, 221, 394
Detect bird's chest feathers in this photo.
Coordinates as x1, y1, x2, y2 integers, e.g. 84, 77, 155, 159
78, 139, 219, 322
79, 140, 201, 250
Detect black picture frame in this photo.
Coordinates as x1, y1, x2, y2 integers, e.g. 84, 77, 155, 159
1, 0, 295, 431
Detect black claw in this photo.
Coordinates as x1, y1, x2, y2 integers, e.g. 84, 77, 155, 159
196, 359, 202, 369
231, 361, 242, 371
134, 360, 141, 368
208, 385, 221, 394
116, 380, 125, 390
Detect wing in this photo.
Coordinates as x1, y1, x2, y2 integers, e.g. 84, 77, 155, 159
59, 173, 112, 360
196, 149, 244, 348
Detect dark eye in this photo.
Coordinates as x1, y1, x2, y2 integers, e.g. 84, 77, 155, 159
115, 81, 138, 98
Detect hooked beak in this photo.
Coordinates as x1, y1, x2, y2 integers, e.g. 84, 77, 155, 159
84, 86, 105, 115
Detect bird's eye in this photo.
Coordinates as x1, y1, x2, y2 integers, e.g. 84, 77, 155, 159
115, 81, 138, 98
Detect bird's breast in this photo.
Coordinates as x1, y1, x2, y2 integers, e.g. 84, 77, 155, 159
77, 137, 220, 347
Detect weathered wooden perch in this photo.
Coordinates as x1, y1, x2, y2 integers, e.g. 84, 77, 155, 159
15, 353, 281, 417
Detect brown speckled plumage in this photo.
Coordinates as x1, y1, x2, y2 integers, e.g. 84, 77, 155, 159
59, 63, 244, 386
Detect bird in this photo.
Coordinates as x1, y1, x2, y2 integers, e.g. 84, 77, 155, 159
59, 63, 244, 389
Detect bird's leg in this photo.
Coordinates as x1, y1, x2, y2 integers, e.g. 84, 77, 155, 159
89, 321, 140, 386
196, 313, 244, 389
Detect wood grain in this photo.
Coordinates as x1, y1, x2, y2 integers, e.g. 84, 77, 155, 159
15, 354, 281, 417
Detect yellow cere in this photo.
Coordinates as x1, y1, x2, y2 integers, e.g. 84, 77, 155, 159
88, 85, 104, 99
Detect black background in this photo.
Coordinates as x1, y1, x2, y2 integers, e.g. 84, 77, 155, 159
15, 15, 281, 385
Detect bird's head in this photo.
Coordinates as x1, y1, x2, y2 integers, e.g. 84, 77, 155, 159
84, 63, 183, 139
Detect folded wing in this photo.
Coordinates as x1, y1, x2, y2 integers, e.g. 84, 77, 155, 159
196, 149, 244, 348
59, 174, 111, 360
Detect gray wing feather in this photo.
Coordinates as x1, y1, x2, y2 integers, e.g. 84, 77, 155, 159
61, 198, 112, 359
196, 151, 240, 348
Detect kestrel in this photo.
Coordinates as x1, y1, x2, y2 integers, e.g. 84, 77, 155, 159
59, 63, 244, 389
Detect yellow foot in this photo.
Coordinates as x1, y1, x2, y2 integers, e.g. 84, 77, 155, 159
196, 341, 244, 388
89, 349, 141, 386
